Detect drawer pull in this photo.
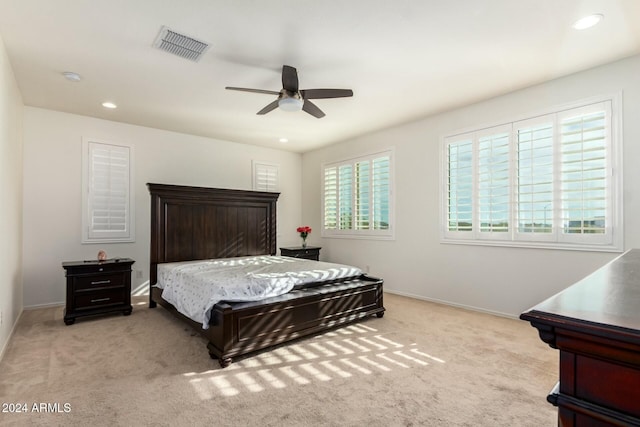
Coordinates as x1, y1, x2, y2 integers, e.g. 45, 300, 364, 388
91, 280, 111, 285
90, 297, 111, 303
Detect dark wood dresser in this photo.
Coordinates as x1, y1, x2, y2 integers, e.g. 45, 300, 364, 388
520, 249, 640, 427
280, 246, 321, 261
63, 258, 134, 325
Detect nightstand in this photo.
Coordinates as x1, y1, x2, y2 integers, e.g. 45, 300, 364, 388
62, 258, 134, 325
280, 246, 321, 261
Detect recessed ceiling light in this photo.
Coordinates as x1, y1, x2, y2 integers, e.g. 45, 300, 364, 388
102, 102, 117, 109
62, 71, 81, 82
572, 14, 603, 30
279, 138, 289, 143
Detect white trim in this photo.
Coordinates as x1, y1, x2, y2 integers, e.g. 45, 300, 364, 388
611, 91, 625, 252
22, 302, 65, 310
384, 289, 518, 320
252, 160, 279, 192
81, 137, 135, 244
0, 308, 24, 363
440, 238, 623, 253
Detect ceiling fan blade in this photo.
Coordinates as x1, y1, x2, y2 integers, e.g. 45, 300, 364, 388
301, 89, 354, 99
257, 100, 280, 115
282, 65, 299, 92
302, 100, 325, 118
226, 87, 280, 96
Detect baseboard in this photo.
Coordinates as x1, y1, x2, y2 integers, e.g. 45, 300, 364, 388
0, 307, 24, 364
23, 301, 64, 310
383, 289, 518, 320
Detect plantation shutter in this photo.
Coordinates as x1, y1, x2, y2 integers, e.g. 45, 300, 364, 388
477, 126, 510, 235
372, 156, 390, 230
442, 96, 620, 251
85, 141, 133, 241
515, 116, 555, 240
446, 138, 473, 232
558, 102, 611, 244
338, 164, 353, 229
252, 161, 279, 192
323, 167, 338, 229
355, 160, 370, 229
322, 149, 394, 238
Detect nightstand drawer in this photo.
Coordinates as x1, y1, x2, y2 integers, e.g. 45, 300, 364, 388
292, 250, 316, 259
280, 246, 321, 261
65, 261, 131, 275
74, 288, 125, 310
75, 273, 124, 290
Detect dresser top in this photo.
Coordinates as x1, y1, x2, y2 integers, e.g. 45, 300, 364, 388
62, 258, 135, 268
521, 249, 640, 336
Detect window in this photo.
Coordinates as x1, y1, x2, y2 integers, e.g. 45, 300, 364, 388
443, 96, 622, 251
322, 149, 394, 239
252, 161, 279, 192
82, 138, 135, 243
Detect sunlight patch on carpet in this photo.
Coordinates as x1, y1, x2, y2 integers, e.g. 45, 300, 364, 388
183, 324, 447, 400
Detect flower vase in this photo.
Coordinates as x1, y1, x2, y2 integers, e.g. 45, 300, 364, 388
301, 236, 307, 248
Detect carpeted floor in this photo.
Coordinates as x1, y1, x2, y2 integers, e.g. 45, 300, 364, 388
0, 293, 557, 426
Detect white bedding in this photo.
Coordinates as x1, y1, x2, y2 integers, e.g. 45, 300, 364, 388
156, 255, 362, 329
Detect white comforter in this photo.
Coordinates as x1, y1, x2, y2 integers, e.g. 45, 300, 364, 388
157, 255, 362, 329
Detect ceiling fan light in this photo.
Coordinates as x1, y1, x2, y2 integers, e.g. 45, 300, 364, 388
278, 97, 303, 112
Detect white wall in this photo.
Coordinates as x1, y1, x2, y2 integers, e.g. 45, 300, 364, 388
16, 54, 640, 316
22, 108, 302, 307
303, 54, 640, 318
0, 34, 23, 356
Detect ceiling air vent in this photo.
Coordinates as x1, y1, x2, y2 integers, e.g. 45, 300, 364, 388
153, 26, 210, 62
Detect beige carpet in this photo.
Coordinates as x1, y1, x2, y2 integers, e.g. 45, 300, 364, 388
0, 293, 557, 426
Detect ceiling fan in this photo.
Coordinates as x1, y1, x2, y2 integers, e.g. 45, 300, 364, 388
225, 65, 353, 118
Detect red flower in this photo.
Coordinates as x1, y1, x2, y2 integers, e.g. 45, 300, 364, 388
296, 226, 312, 237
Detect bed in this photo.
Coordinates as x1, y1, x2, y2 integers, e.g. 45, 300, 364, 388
148, 183, 385, 367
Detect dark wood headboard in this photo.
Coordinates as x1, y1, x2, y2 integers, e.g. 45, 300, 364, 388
148, 183, 280, 286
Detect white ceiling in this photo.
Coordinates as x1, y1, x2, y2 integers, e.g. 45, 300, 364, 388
1, 1, 639, 153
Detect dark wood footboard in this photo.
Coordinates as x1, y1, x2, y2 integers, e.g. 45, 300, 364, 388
151, 275, 384, 367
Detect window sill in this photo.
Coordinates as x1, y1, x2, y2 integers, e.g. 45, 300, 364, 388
322, 233, 395, 241
440, 238, 623, 253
